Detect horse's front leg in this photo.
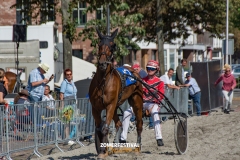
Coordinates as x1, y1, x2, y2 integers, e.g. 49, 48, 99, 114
97, 104, 116, 159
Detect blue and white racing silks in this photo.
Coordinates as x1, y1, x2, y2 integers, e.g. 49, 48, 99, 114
116, 67, 136, 87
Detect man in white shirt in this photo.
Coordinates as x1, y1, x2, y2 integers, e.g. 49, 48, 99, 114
160, 68, 180, 90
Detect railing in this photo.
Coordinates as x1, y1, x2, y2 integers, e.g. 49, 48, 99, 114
0, 88, 190, 159
0, 98, 95, 159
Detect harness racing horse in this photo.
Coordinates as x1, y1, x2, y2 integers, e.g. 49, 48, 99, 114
89, 28, 143, 159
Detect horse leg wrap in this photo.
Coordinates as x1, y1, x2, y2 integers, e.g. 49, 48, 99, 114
101, 124, 109, 136
137, 136, 141, 144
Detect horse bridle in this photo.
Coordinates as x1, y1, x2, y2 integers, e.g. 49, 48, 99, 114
97, 37, 116, 70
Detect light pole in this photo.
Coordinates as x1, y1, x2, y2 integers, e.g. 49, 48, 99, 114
106, 4, 110, 35
226, 0, 229, 64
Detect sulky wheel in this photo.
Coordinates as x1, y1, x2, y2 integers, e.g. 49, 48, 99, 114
174, 118, 188, 154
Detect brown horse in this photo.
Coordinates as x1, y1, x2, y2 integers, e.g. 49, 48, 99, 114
5, 71, 17, 93
89, 28, 143, 159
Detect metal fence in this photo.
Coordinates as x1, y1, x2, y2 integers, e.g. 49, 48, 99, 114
0, 89, 190, 159
0, 98, 95, 159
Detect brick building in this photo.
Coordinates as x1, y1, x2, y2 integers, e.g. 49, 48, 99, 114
0, 1, 223, 73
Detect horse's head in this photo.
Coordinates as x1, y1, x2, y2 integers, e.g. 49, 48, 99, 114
96, 28, 118, 70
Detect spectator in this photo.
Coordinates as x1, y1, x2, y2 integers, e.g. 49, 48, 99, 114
160, 68, 180, 90
180, 73, 201, 116
120, 60, 165, 146
27, 63, 52, 102
132, 61, 154, 129
60, 69, 77, 100
215, 64, 236, 114
42, 85, 55, 109
112, 59, 119, 68
132, 60, 148, 78
3, 76, 8, 93
175, 59, 187, 86
60, 69, 77, 145
0, 68, 8, 105
14, 90, 31, 124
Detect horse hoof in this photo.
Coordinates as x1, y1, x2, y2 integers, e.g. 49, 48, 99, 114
135, 151, 141, 156
97, 153, 108, 159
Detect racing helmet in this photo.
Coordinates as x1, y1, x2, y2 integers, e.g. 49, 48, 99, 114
146, 60, 160, 71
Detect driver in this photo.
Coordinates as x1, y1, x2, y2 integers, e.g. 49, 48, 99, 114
120, 60, 164, 146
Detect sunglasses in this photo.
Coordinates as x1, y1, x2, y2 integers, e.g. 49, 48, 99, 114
146, 67, 156, 71
225, 70, 230, 72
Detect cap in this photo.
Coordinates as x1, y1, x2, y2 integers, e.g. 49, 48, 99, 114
132, 64, 140, 69
185, 73, 190, 78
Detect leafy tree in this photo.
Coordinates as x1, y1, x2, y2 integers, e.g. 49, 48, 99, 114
80, 0, 229, 73
78, 2, 145, 62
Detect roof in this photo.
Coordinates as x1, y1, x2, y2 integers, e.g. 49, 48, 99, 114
180, 44, 206, 51
54, 56, 96, 87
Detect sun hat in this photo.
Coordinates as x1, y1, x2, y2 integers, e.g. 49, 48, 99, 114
18, 89, 29, 97
38, 63, 50, 72
223, 64, 231, 71
123, 64, 131, 67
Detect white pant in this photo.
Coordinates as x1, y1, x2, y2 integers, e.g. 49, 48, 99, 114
120, 103, 162, 141
222, 90, 234, 110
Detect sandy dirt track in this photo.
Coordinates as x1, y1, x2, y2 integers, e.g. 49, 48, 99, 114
32, 107, 240, 160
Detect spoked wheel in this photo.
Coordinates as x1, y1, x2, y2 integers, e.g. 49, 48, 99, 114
174, 118, 188, 154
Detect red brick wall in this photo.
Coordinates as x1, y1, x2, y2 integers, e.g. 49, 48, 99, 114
0, 0, 17, 25
0, 2, 157, 66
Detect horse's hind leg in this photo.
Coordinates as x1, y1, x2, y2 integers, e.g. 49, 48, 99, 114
129, 94, 143, 144
112, 108, 122, 143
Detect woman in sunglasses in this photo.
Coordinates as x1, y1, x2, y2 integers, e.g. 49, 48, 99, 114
215, 64, 236, 114
120, 60, 165, 146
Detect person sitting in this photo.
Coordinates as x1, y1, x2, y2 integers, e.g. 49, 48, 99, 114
0, 68, 8, 105
120, 60, 165, 146
42, 85, 55, 109
14, 90, 31, 125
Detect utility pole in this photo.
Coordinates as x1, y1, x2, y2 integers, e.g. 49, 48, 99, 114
106, 4, 110, 35
157, 0, 165, 75
62, 0, 73, 71
226, 0, 229, 64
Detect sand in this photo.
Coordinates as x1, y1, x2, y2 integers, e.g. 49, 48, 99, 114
32, 106, 240, 160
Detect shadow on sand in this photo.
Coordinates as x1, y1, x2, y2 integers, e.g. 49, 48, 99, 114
46, 153, 97, 160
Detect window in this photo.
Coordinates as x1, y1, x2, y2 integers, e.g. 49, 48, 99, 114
40, 0, 55, 22
212, 52, 219, 57
39, 41, 48, 49
72, 49, 83, 59
170, 49, 175, 69
151, 50, 157, 60
16, 0, 31, 24
96, 7, 103, 20
73, 2, 87, 25
164, 50, 167, 71
133, 51, 137, 60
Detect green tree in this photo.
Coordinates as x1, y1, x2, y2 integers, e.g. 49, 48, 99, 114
126, 0, 227, 73
78, 2, 145, 62
81, 0, 228, 73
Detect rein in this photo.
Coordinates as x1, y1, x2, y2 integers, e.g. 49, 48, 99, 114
123, 73, 187, 132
